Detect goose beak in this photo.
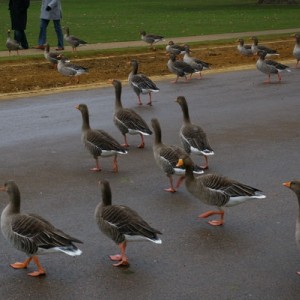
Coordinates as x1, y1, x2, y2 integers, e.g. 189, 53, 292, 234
176, 159, 184, 168
0, 186, 6, 192
283, 181, 291, 188
75, 105, 80, 110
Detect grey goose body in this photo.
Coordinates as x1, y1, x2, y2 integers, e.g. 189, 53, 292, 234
177, 156, 266, 226
256, 50, 290, 83
0, 181, 82, 277
44, 43, 61, 66
128, 59, 160, 106
64, 27, 87, 52
95, 179, 162, 267
151, 118, 203, 193
183, 45, 212, 79
6, 29, 22, 55
166, 41, 186, 56
176, 96, 214, 169
292, 34, 300, 67
237, 39, 252, 56
112, 79, 152, 148
76, 103, 127, 172
283, 180, 300, 275
250, 36, 278, 57
57, 55, 88, 84
167, 53, 196, 83
140, 31, 164, 49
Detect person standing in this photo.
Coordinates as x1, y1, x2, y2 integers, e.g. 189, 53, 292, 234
33, 0, 64, 50
9, 0, 30, 49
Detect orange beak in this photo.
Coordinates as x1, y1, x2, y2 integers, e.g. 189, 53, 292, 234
283, 181, 291, 188
176, 158, 184, 168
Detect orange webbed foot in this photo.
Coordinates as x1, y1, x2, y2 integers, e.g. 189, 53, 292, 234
164, 188, 176, 193
28, 270, 46, 277
137, 143, 145, 149
90, 167, 101, 172
10, 262, 28, 269
208, 219, 224, 226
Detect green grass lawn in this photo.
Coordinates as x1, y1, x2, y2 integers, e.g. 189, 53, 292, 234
1, 0, 299, 51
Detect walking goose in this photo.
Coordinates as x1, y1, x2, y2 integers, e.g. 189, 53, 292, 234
237, 38, 252, 57
44, 43, 60, 67
57, 55, 88, 84
166, 41, 186, 56
63, 27, 87, 52
112, 79, 152, 148
283, 180, 300, 275
128, 59, 160, 106
183, 45, 212, 79
76, 103, 127, 173
6, 29, 22, 55
256, 50, 291, 83
167, 53, 196, 83
292, 33, 300, 68
151, 118, 203, 193
140, 31, 164, 50
0, 180, 83, 277
95, 179, 162, 267
250, 36, 279, 57
176, 96, 214, 169
177, 156, 266, 226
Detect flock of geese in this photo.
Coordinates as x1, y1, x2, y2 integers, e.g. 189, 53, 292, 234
2, 29, 300, 277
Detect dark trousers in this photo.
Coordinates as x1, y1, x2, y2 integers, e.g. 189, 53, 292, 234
14, 30, 29, 49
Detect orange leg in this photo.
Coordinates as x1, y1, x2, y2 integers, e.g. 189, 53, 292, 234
10, 256, 46, 276
10, 257, 32, 269
137, 134, 145, 148
110, 242, 129, 267
137, 95, 143, 106
28, 256, 46, 277
201, 156, 209, 170
165, 176, 176, 193
175, 176, 185, 189
112, 155, 118, 173
199, 210, 225, 226
146, 93, 152, 106
122, 135, 130, 148
90, 158, 101, 172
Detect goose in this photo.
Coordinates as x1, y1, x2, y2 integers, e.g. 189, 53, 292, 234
250, 36, 279, 57
128, 59, 160, 106
183, 45, 212, 79
177, 155, 266, 226
76, 103, 127, 173
112, 79, 152, 148
63, 27, 87, 52
140, 31, 164, 50
256, 50, 291, 83
167, 53, 196, 83
57, 55, 88, 84
0, 180, 82, 277
44, 43, 60, 67
151, 118, 203, 193
283, 180, 300, 275
95, 179, 162, 267
176, 96, 214, 169
6, 29, 22, 55
291, 33, 300, 68
237, 38, 253, 57
166, 41, 186, 56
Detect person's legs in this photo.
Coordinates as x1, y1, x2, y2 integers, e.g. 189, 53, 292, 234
14, 30, 29, 49
53, 20, 64, 49
38, 19, 50, 46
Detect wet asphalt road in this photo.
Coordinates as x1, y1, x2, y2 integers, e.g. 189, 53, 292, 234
0, 68, 300, 300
